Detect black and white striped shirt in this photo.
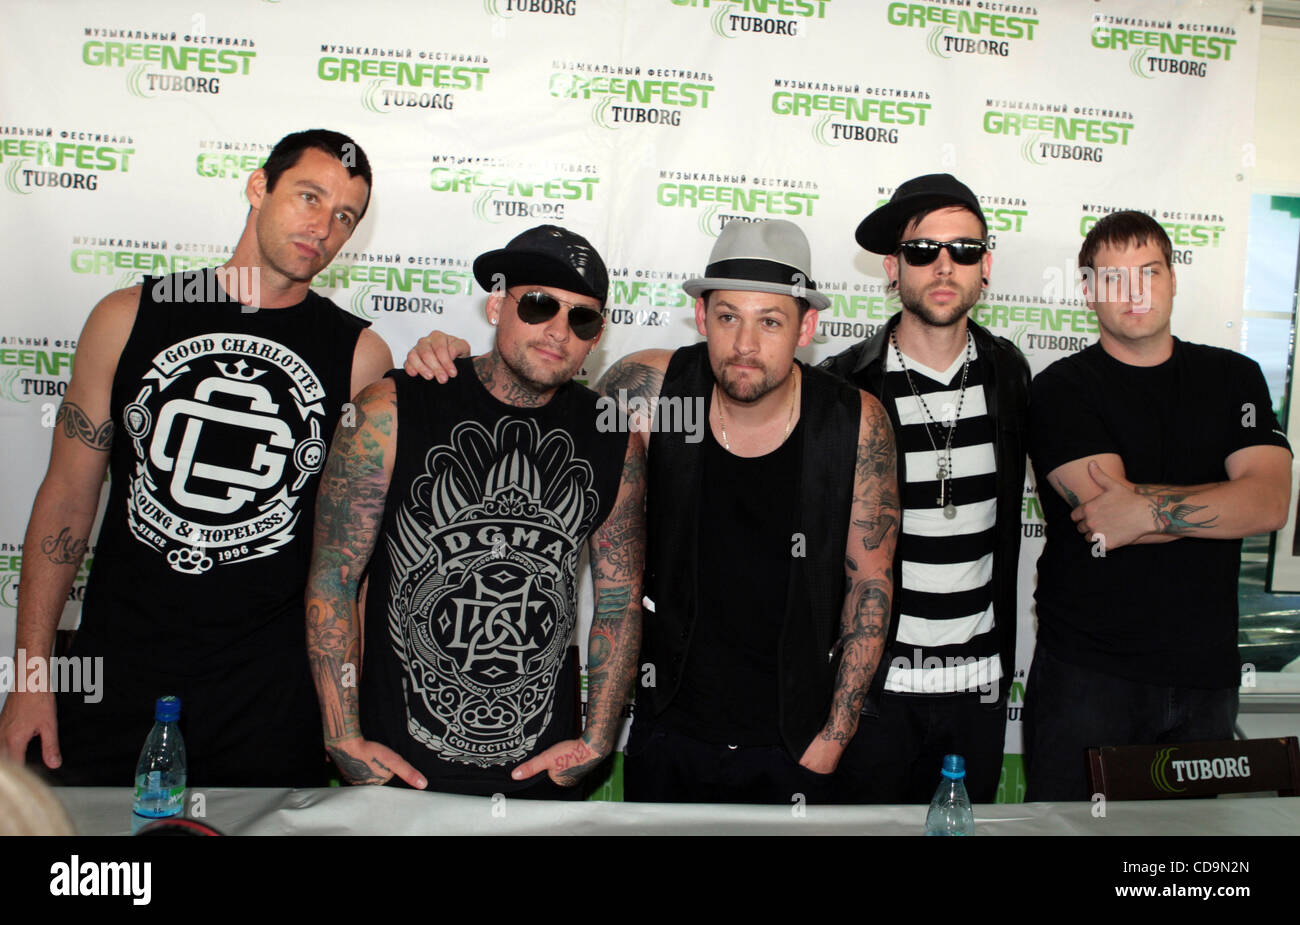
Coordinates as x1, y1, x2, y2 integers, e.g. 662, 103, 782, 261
883, 340, 1001, 694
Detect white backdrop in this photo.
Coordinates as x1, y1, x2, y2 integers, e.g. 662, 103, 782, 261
0, 0, 1261, 799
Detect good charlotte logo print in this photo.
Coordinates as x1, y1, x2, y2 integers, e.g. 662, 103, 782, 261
122, 334, 328, 573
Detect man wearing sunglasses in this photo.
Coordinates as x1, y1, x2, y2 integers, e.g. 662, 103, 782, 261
403, 219, 898, 804
306, 225, 646, 798
819, 174, 1031, 805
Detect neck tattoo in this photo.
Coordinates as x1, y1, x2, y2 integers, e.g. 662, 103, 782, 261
891, 330, 972, 519
714, 366, 798, 452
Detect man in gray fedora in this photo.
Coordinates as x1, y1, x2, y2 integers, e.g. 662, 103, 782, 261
580, 219, 899, 803
404, 219, 900, 803
819, 174, 1031, 804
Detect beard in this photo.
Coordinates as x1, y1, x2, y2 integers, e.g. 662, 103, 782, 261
498, 337, 579, 393
898, 276, 982, 328
714, 356, 789, 404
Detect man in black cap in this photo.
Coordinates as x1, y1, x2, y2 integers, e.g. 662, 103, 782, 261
819, 174, 1031, 804
305, 225, 646, 797
403, 219, 899, 804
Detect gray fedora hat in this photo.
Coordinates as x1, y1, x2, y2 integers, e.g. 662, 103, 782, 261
683, 219, 830, 311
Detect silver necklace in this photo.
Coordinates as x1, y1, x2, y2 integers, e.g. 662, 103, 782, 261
891, 331, 972, 520
715, 367, 798, 451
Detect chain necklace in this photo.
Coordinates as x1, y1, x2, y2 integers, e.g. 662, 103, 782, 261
891, 331, 972, 519
715, 366, 799, 451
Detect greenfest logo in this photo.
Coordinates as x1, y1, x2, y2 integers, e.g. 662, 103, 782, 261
430, 156, 600, 224
1, 131, 135, 195
317, 46, 490, 114
549, 64, 715, 129
1150, 746, 1187, 794
68, 239, 226, 294
884, 1, 1038, 59
1090, 15, 1237, 79
972, 296, 1097, 356
1079, 207, 1224, 266
195, 141, 270, 181
0, 337, 77, 404
771, 80, 932, 147
656, 170, 818, 236
313, 255, 473, 320
80, 28, 256, 97
605, 270, 691, 327
983, 100, 1135, 166
484, 0, 578, 16
669, 0, 831, 40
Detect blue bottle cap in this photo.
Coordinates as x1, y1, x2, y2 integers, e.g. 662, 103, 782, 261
941, 754, 966, 779
155, 696, 181, 723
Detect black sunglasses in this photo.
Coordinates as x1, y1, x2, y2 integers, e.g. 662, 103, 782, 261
508, 290, 604, 341
897, 238, 988, 267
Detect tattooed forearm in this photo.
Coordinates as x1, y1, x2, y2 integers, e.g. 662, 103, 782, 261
582, 435, 646, 760
1136, 486, 1219, 534
306, 382, 395, 752
1052, 476, 1080, 508
40, 526, 89, 567
821, 579, 892, 744
56, 401, 113, 451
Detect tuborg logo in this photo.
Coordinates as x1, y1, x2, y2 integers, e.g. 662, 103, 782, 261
1, 128, 135, 195
1090, 14, 1238, 80
485, 0, 579, 16
317, 45, 490, 114
669, 0, 832, 40
656, 169, 818, 237
430, 155, 600, 225
983, 99, 1135, 167
81, 27, 255, 97
549, 63, 715, 129
771, 79, 931, 147
1080, 207, 1224, 266
884, 1, 1039, 59
313, 253, 473, 320
0, 337, 76, 404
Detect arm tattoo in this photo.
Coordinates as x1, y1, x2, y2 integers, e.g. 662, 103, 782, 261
41, 526, 89, 567
56, 401, 113, 451
1135, 485, 1219, 534
582, 437, 646, 762
593, 358, 664, 404
1052, 476, 1080, 508
306, 387, 394, 754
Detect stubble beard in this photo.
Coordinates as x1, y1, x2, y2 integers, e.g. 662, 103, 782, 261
716, 358, 788, 404
898, 277, 982, 329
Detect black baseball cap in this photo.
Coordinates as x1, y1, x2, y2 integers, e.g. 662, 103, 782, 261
854, 174, 985, 255
472, 225, 608, 305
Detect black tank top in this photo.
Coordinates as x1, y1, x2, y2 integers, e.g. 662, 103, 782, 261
662, 419, 801, 746
70, 268, 367, 784
360, 359, 626, 793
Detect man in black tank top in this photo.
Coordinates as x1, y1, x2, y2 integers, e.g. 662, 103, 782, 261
306, 226, 645, 798
404, 221, 899, 803
0, 130, 395, 787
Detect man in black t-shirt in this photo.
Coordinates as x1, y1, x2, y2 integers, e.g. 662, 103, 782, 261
1026, 210, 1291, 801
305, 226, 646, 797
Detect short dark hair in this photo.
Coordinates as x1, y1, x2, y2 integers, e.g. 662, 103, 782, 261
1079, 210, 1172, 271
701, 289, 812, 317
262, 129, 373, 221
898, 204, 988, 246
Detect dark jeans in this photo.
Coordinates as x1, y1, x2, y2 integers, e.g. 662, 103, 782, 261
837, 689, 1007, 804
1023, 644, 1239, 802
623, 720, 837, 804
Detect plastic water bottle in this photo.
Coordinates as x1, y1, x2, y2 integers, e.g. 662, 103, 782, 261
132, 695, 187, 833
924, 753, 975, 836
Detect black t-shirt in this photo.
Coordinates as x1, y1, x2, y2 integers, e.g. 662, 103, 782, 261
360, 359, 626, 794
1029, 339, 1290, 688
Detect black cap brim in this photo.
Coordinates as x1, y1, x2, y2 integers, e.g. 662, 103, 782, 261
473, 250, 605, 303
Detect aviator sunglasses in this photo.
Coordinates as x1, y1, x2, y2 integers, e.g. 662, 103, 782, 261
508, 290, 605, 340
897, 238, 988, 267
